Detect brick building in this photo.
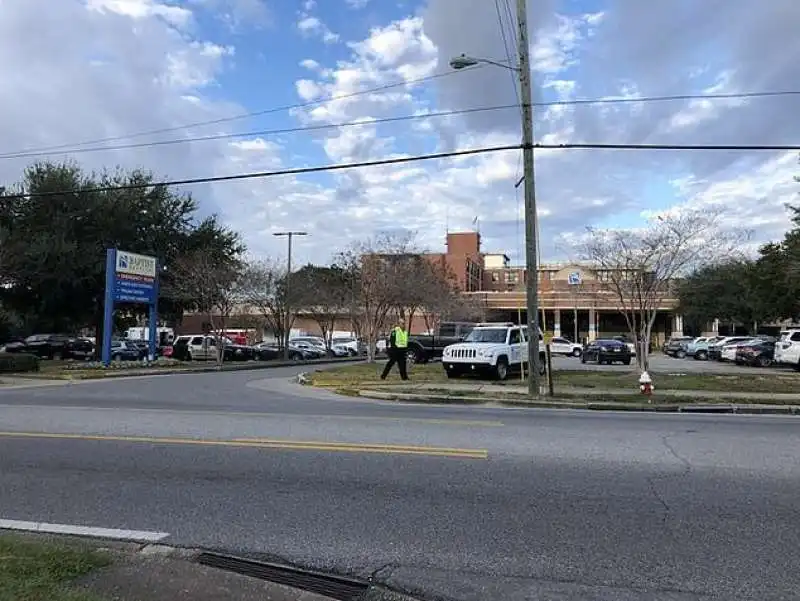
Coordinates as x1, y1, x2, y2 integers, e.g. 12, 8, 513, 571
177, 230, 682, 344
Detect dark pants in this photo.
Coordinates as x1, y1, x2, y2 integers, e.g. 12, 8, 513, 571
381, 347, 408, 380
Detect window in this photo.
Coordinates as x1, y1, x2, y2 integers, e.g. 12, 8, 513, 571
506, 271, 518, 283
465, 328, 507, 343
439, 323, 456, 337
790, 332, 800, 342
190, 336, 204, 345
508, 329, 521, 344
491, 272, 500, 283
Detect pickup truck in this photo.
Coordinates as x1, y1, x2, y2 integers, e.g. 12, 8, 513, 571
406, 321, 477, 364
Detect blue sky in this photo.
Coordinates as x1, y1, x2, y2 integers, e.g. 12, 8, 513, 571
0, 0, 797, 264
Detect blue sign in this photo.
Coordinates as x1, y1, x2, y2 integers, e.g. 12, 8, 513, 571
567, 271, 582, 285
114, 274, 156, 304
102, 248, 160, 365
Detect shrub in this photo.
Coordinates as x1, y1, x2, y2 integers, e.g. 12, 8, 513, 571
0, 352, 40, 373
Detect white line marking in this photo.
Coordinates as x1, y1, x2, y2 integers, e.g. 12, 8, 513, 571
0, 519, 169, 542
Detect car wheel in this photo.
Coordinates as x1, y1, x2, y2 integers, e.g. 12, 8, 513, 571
623, 358, 632, 365
111, 354, 121, 361
695, 350, 707, 361
493, 358, 509, 381
675, 349, 686, 359
405, 348, 418, 365
52, 351, 63, 361
572, 348, 581, 357
757, 355, 772, 368
538, 356, 546, 376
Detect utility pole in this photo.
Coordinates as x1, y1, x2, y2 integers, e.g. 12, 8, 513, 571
273, 231, 307, 360
517, 0, 540, 395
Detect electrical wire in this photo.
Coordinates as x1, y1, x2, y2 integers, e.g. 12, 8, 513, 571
494, 0, 520, 110
0, 144, 521, 199
0, 104, 519, 160
3, 140, 797, 200
3, 89, 796, 160
0, 66, 489, 157
533, 143, 800, 150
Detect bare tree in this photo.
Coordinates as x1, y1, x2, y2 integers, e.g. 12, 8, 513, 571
293, 264, 350, 347
576, 208, 747, 373
334, 234, 414, 362
168, 250, 243, 365
239, 259, 295, 353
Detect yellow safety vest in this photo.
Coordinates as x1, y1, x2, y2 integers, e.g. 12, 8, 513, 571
393, 327, 408, 348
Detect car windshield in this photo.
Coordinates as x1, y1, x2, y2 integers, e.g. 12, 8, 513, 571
464, 328, 507, 343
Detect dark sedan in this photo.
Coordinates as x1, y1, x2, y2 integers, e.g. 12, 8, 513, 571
735, 340, 775, 367
12, 334, 95, 360
581, 339, 633, 365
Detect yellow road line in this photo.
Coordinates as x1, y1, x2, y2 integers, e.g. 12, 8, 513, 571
0, 431, 487, 459
0, 404, 503, 428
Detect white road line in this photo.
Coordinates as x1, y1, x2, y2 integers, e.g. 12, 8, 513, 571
0, 518, 169, 542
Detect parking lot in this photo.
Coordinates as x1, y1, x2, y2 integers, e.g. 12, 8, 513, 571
550, 352, 793, 374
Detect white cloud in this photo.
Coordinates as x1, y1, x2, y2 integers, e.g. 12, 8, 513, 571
296, 12, 339, 44
87, 0, 193, 28
1, 0, 798, 269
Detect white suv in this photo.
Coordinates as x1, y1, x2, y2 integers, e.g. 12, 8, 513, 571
441, 323, 545, 381
774, 329, 800, 368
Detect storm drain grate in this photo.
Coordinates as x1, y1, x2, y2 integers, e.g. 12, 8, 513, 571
195, 551, 369, 600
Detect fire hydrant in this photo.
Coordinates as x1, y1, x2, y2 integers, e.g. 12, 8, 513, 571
639, 371, 653, 396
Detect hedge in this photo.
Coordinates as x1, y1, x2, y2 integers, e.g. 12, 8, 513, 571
0, 352, 41, 373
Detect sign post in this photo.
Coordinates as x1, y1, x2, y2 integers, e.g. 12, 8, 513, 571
567, 270, 582, 344
102, 249, 159, 365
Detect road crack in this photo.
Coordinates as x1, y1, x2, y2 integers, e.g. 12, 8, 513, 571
367, 562, 397, 583
646, 434, 694, 525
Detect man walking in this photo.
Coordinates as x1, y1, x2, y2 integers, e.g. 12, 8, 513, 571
380, 320, 409, 381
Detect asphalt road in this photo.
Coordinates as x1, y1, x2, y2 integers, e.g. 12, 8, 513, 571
0, 366, 798, 601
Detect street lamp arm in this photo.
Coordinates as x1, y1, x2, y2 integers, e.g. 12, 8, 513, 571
448, 54, 519, 72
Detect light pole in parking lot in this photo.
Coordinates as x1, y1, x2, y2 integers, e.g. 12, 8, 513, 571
450, 0, 540, 395
273, 231, 307, 360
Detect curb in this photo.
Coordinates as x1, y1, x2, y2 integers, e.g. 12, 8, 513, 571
12, 357, 364, 381
355, 390, 800, 415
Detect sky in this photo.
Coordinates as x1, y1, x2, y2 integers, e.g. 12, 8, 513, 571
0, 0, 798, 266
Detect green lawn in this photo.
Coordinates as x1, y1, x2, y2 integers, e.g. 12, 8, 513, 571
0, 534, 110, 601
311, 362, 800, 394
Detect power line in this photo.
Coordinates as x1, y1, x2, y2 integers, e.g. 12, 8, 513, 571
5, 89, 797, 160
534, 143, 800, 150
0, 104, 519, 160
0, 67, 488, 157
494, 0, 520, 109
1, 144, 521, 199
3, 140, 797, 200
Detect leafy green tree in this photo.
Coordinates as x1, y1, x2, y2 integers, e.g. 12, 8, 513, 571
0, 161, 243, 338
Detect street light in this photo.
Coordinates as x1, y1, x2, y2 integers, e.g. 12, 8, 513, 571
273, 231, 307, 360
448, 54, 518, 72
450, 0, 541, 396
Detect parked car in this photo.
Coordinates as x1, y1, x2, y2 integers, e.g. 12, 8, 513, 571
406, 321, 477, 364
548, 336, 583, 357
663, 336, 695, 358
11, 334, 95, 360
441, 323, 545, 381
686, 336, 723, 360
707, 336, 752, 361
253, 342, 282, 361
612, 335, 637, 355
109, 340, 143, 361
774, 329, 800, 368
581, 339, 632, 365
720, 338, 763, 362
735, 339, 776, 367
